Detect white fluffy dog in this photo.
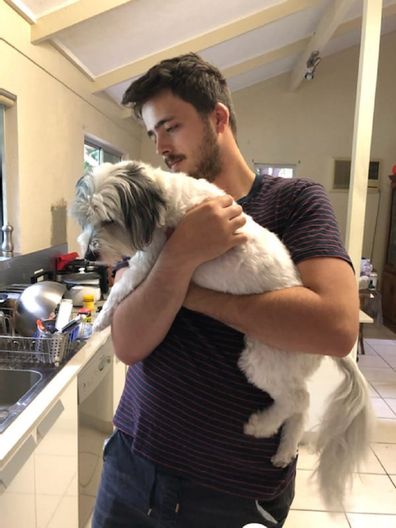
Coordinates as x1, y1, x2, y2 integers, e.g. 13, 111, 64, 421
72, 160, 374, 509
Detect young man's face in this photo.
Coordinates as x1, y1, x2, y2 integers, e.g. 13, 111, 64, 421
141, 90, 222, 182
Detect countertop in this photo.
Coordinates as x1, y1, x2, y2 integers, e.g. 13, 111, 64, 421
0, 327, 111, 467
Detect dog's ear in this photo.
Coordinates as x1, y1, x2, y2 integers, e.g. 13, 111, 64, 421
70, 173, 96, 227
109, 162, 167, 250
71, 171, 111, 227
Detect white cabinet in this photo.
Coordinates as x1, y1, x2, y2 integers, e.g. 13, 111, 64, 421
35, 378, 78, 528
0, 379, 78, 528
0, 336, 127, 528
0, 435, 36, 527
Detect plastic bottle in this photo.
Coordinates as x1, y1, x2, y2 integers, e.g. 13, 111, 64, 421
82, 293, 95, 312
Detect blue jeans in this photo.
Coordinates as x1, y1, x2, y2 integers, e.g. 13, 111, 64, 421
92, 430, 295, 528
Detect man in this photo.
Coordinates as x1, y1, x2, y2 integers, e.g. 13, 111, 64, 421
93, 53, 359, 528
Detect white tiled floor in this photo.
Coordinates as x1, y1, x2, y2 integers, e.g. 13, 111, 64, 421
284, 323, 396, 528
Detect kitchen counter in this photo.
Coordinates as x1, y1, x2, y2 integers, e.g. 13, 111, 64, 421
0, 327, 111, 468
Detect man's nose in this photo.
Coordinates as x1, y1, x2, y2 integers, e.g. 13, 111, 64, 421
155, 132, 171, 156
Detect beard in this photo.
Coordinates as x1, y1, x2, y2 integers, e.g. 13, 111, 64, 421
187, 119, 222, 182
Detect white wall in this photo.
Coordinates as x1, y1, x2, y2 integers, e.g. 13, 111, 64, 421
0, 2, 142, 255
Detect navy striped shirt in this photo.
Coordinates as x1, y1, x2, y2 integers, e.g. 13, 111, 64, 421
113, 175, 351, 499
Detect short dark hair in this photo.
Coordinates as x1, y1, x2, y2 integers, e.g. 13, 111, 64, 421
122, 53, 237, 137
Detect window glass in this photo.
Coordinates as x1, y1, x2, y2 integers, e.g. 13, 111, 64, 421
84, 140, 122, 173
254, 163, 295, 179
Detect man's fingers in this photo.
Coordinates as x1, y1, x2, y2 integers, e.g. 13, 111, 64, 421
231, 232, 249, 247
230, 213, 247, 229
219, 194, 234, 207
227, 203, 244, 220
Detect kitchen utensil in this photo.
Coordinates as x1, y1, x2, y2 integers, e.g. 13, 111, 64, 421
30, 269, 55, 283
55, 251, 79, 271
35, 319, 53, 338
55, 299, 73, 331
0, 285, 27, 313
0, 293, 8, 304
59, 314, 84, 334
0, 311, 7, 335
15, 281, 66, 336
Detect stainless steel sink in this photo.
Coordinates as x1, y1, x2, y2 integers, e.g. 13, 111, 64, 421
0, 367, 58, 433
0, 339, 86, 433
0, 368, 43, 406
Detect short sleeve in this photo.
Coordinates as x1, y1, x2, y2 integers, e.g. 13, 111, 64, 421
280, 180, 351, 266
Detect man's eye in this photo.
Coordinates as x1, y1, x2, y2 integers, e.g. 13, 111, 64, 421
165, 124, 179, 133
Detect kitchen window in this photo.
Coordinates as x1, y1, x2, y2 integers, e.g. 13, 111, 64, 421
0, 89, 17, 234
84, 139, 122, 172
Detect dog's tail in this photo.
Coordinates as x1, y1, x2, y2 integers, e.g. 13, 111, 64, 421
313, 355, 375, 509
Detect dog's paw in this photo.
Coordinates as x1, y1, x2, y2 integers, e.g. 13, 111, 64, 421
271, 450, 296, 468
244, 413, 279, 438
93, 309, 112, 332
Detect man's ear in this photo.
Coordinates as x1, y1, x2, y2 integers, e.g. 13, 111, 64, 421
213, 102, 230, 133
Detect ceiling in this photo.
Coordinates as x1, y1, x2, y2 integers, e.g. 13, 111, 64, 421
6, 0, 396, 106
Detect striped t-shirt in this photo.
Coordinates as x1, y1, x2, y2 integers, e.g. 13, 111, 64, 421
113, 174, 351, 500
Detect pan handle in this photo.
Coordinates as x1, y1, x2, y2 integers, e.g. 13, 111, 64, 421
30, 269, 54, 283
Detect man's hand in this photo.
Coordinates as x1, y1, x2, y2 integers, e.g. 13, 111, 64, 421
164, 195, 248, 271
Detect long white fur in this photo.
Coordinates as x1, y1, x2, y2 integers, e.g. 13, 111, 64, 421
73, 160, 375, 510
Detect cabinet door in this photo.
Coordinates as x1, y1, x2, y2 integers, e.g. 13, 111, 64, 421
0, 435, 36, 527
35, 378, 78, 528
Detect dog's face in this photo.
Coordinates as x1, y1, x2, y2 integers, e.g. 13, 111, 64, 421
71, 160, 166, 266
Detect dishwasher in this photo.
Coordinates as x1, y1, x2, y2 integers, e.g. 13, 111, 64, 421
78, 338, 114, 528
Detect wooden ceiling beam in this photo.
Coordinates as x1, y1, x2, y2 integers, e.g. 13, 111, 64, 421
222, 38, 310, 80
31, 0, 132, 44
223, 2, 396, 83
91, 0, 319, 92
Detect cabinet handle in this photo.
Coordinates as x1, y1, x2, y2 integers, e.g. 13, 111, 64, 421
36, 399, 65, 441
0, 435, 36, 494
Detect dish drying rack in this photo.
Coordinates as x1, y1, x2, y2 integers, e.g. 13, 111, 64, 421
0, 307, 80, 367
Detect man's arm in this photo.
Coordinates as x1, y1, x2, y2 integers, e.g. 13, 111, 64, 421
111, 195, 247, 365
183, 257, 359, 358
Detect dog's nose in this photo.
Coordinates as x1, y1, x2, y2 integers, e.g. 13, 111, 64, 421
85, 248, 99, 261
